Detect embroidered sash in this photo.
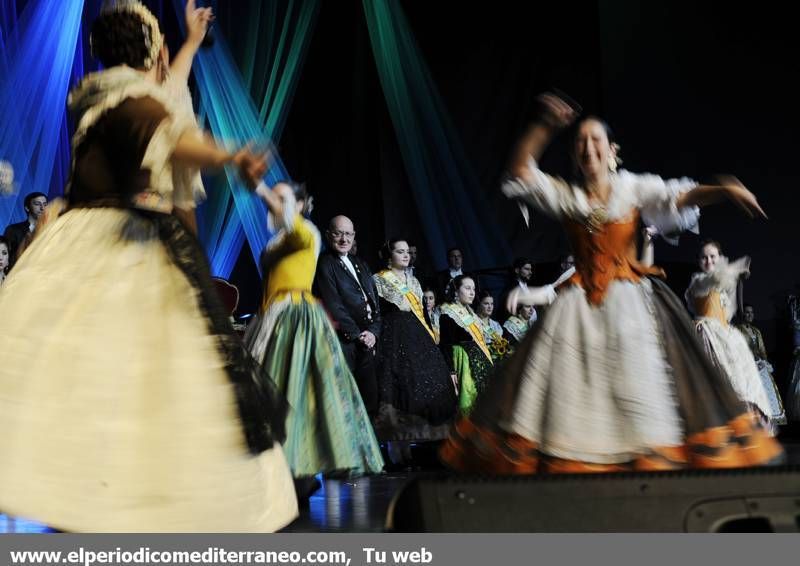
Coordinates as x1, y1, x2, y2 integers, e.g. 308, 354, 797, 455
440, 303, 493, 363
375, 270, 436, 341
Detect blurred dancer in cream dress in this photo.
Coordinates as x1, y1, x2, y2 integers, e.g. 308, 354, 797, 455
0, 1, 297, 532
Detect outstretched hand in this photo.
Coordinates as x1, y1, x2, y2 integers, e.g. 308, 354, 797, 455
537, 92, 578, 130
506, 285, 557, 314
715, 175, 768, 219
232, 145, 269, 189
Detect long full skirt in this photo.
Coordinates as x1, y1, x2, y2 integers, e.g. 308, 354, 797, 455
374, 310, 457, 441
0, 208, 297, 532
246, 294, 384, 476
441, 278, 783, 473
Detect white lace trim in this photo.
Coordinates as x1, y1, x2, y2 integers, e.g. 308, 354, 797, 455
373, 271, 423, 313
503, 158, 700, 235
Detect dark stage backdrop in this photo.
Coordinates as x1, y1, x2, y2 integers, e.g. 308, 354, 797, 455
170, 2, 798, 384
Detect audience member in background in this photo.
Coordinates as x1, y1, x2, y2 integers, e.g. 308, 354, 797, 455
0, 236, 9, 286
4, 191, 46, 266
406, 242, 420, 279
735, 303, 786, 427
422, 285, 441, 344
475, 290, 503, 346
475, 290, 513, 362
436, 247, 470, 299
504, 303, 534, 346
501, 257, 536, 322
787, 295, 800, 420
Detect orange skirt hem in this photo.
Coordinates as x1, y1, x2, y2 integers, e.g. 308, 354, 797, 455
439, 412, 783, 475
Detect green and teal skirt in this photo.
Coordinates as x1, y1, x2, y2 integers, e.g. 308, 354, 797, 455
246, 294, 384, 477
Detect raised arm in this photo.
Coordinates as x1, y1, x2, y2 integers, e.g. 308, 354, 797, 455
502, 94, 583, 221
254, 182, 286, 222
509, 94, 578, 181
169, 0, 213, 86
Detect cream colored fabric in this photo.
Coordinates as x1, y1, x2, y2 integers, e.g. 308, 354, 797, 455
0, 209, 298, 532
505, 281, 684, 463
694, 317, 773, 421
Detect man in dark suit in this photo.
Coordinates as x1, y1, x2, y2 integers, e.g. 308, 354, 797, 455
500, 256, 535, 322
405, 241, 429, 284
314, 215, 381, 416
3, 191, 47, 266
435, 246, 466, 300
407, 242, 419, 279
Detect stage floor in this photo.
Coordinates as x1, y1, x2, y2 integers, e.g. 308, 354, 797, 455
291, 436, 800, 532
3, 435, 799, 533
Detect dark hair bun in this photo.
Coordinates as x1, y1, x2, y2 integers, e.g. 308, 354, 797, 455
90, 11, 152, 68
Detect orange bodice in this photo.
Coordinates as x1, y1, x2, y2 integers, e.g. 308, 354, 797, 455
692, 291, 729, 326
562, 212, 664, 305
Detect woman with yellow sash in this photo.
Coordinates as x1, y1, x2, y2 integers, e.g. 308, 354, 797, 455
503, 304, 534, 346
372, 239, 456, 446
439, 275, 494, 415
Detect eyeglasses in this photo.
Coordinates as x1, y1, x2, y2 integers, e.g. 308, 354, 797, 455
329, 230, 355, 240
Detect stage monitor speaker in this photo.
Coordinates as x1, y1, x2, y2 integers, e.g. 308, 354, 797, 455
388, 467, 800, 532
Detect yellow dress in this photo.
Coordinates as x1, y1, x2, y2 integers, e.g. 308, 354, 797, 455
246, 212, 384, 477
